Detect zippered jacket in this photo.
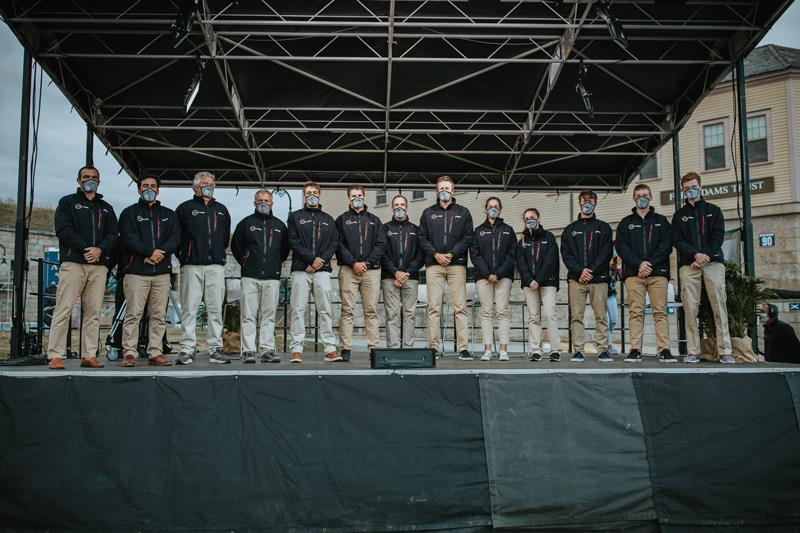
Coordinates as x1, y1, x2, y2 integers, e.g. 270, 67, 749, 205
175, 196, 231, 266
287, 206, 338, 273
469, 218, 517, 280
335, 207, 386, 269
118, 199, 181, 276
231, 210, 290, 280
671, 198, 725, 268
560, 214, 613, 284
54, 189, 118, 267
516, 226, 559, 289
418, 199, 473, 267
382, 219, 425, 280
614, 207, 672, 280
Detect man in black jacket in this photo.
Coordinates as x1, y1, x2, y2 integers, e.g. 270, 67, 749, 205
516, 208, 561, 362
118, 176, 181, 367
335, 185, 386, 360
175, 171, 231, 365
47, 166, 118, 369
561, 190, 613, 362
615, 183, 675, 363
287, 182, 340, 363
760, 304, 800, 364
382, 195, 424, 349
419, 175, 474, 359
231, 189, 290, 363
672, 172, 733, 364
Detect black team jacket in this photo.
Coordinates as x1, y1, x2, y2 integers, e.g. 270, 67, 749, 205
470, 217, 517, 280
671, 198, 725, 268
231, 210, 290, 280
381, 218, 425, 281
287, 205, 338, 273
614, 207, 672, 281
516, 225, 560, 289
560, 213, 613, 284
418, 199, 473, 267
118, 199, 181, 276
175, 195, 231, 266
335, 206, 386, 270
54, 188, 118, 267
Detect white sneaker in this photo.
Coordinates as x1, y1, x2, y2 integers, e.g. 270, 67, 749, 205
498, 351, 509, 361
480, 350, 492, 362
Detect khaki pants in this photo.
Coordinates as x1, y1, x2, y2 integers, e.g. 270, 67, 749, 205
46, 262, 107, 360
338, 267, 381, 351
524, 286, 560, 354
382, 279, 419, 349
122, 273, 170, 359
476, 278, 512, 347
240, 277, 280, 354
426, 265, 469, 352
625, 276, 669, 352
289, 270, 336, 353
568, 280, 608, 352
179, 264, 225, 353
680, 263, 732, 355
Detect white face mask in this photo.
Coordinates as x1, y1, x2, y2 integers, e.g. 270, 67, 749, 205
438, 190, 452, 203
525, 219, 539, 231
581, 203, 595, 215
306, 194, 320, 207
141, 188, 158, 202
200, 185, 214, 199
487, 207, 501, 219
351, 197, 364, 209
393, 208, 406, 220
82, 179, 99, 193
256, 202, 271, 215
635, 196, 650, 209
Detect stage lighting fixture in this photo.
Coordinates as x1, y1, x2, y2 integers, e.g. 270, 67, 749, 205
575, 60, 593, 119
172, 0, 199, 48
183, 59, 205, 114
594, 2, 628, 49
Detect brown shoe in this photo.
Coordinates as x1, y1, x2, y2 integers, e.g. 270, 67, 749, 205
122, 355, 136, 367
324, 351, 342, 362
290, 352, 302, 363
80, 357, 104, 368
148, 355, 172, 366
48, 358, 65, 370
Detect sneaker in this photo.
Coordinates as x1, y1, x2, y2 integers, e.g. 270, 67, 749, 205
458, 350, 473, 361
340, 349, 351, 362
598, 351, 614, 363
683, 354, 700, 364
209, 348, 231, 365
260, 351, 281, 363
498, 351, 509, 361
290, 352, 302, 363
719, 354, 736, 364
175, 351, 194, 365
529, 352, 542, 362
324, 351, 343, 362
480, 350, 492, 362
624, 349, 642, 363
570, 351, 585, 362
549, 352, 561, 362
243, 351, 256, 364
658, 349, 677, 363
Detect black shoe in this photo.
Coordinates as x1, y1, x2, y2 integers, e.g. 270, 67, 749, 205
624, 349, 642, 363
549, 352, 561, 362
658, 349, 677, 363
528, 352, 542, 362
341, 349, 351, 362
260, 351, 281, 363
162, 342, 174, 355
598, 351, 614, 363
458, 350, 473, 361
570, 351, 585, 362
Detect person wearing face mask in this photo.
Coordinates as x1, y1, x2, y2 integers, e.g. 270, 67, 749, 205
560, 190, 613, 363
287, 182, 340, 363
672, 172, 733, 364
334, 185, 386, 361
117, 176, 181, 367
516, 208, 561, 362
231, 189, 290, 364
418, 175, 474, 360
47, 166, 118, 369
614, 183, 674, 363
175, 171, 232, 365
470, 197, 517, 361
759, 304, 800, 364
381, 195, 424, 350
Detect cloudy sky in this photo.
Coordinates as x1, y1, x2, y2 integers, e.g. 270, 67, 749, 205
1, 4, 799, 228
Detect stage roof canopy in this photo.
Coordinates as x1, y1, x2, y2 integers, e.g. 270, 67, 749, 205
0, 0, 793, 190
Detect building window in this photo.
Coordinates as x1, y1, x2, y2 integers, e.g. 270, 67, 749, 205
412, 190, 425, 200
747, 114, 769, 163
638, 155, 658, 180
703, 122, 726, 170
376, 191, 388, 206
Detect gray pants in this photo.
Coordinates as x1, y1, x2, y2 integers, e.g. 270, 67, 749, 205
289, 270, 336, 354
240, 277, 280, 353
180, 264, 225, 353
381, 279, 419, 348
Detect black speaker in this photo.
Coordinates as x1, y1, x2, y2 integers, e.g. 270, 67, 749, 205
370, 348, 437, 369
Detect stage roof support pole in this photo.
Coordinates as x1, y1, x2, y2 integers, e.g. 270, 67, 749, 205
672, 130, 687, 356
11, 49, 32, 358
86, 123, 94, 166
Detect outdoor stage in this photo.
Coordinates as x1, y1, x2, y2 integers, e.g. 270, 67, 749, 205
1, 355, 799, 532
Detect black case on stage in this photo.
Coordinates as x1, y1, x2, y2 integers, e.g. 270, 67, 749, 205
370, 348, 437, 369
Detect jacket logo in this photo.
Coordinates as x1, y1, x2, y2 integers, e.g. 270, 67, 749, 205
322, 222, 329, 226
298, 218, 312, 224
191, 210, 206, 216
250, 226, 263, 232
136, 215, 150, 222
479, 230, 492, 237
681, 216, 693, 222
274, 229, 281, 233
571, 230, 582, 237
162, 218, 169, 222
387, 231, 399, 236
628, 224, 641, 230
75, 203, 89, 210
345, 220, 359, 225
654, 223, 661, 227
430, 214, 443, 220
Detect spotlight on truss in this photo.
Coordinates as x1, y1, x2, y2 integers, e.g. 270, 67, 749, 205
172, 0, 199, 48
183, 59, 205, 114
594, 2, 628, 50
575, 60, 593, 119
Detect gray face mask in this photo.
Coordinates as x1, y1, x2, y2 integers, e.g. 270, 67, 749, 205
256, 202, 271, 215
438, 190, 452, 203
306, 194, 320, 207
685, 187, 701, 200
635, 196, 650, 209
351, 197, 364, 210
393, 208, 406, 220
141, 188, 158, 202
82, 179, 99, 193
581, 203, 595, 215
525, 219, 539, 231
487, 207, 501, 219
200, 185, 214, 199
